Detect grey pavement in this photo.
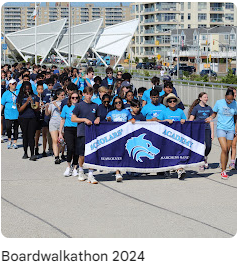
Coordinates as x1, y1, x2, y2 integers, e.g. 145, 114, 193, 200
1, 134, 237, 238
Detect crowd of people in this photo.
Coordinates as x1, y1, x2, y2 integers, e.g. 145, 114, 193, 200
1, 62, 237, 183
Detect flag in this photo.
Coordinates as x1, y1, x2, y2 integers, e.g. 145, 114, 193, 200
84, 121, 205, 173
31, 6, 39, 20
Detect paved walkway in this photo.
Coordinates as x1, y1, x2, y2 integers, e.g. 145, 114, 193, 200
1, 135, 237, 238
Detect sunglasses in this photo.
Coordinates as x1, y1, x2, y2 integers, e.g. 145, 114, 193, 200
103, 100, 110, 103
71, 97, 79, 99
168, 99, 177, 103
107, 72, 112, 74
115, 101, 122, 105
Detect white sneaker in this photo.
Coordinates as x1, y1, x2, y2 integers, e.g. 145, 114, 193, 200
87, 173, 98, 184
64, 167, 71, 177
204, 156, 209, 169
1, 136, 4, 143
115, 174, 123, 182
199, 165, 205, 172
177, 169, 186, 180
72, 168, 78, 177
78, 171, 87, 181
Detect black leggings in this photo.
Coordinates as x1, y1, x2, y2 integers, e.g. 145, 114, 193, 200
19, 117, 36, 156
205, 129, 212, 157
5, 119, 19, 140
64, 127, 79, 166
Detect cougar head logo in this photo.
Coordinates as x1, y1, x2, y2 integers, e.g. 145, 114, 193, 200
125, 134, 160, 162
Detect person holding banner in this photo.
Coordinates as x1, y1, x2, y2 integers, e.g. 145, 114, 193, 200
141, 89, 166, 121
188, 92, 214, 171
158, 93, 187, 180
205, 89, 237, 180
71, 86, 100, 184
106, 96, 133, 182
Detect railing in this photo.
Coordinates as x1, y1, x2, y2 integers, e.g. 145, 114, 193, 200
210, 7, 223, 11
210, 18, 223, 23
144, 19, 155, 23
144, 40, 155, 44
144, 29, 155, 34
144, 8, 155, 12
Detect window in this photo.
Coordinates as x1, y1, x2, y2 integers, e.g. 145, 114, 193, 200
188, 2, 191, 9
198, 24, 207, 28
225, 14, 234, 21
181, 13, 184, 22
188, 13, 191, 20
180, 2, 184, 11
198, 13, 207, 21
201, 35, 206, 40
198, 2, 207, 11
230, 34, 235, 40
225, 3, 234, 10
224, 35, 229, 40
188, 24, 191, 28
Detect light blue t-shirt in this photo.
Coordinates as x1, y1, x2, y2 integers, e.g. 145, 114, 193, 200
141, 88, 165, 104
107, 77, 113, 85
141, 102, 166, 120
158, 107, 186, 121
213, 99, 237, 130
71, 77, 80, 87
1, 90, 19, 120
60, 105, 77, 128
16, 82, 37, 94
92, 97, 102, 105
106, 109, 132, 122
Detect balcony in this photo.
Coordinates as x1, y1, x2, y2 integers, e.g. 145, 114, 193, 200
144, 8, 155, 13
144, 29, 155, 34
144, 51, 154, 55
210, 7, 223, 12
144, 40, 155, 44
210, 18, 223, 23
144, 18, 155, 23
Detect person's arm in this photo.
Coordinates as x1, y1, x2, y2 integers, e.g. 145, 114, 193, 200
1, 104, 4, 113
59, 118, 65, 140
157, 119, 173, 124
142, 100, 147, 107
180, 119, 186, 124
210, 121, 214, 140
44, 103, 51, 116
146, 117, 159, 122
84, 77, 93, 88
234, 115, 237, 136
205, 112, 217, 123
189, 115, 195, 121
94, 117, 100, 125
17, 96, 31, 113
71, 114, 92, 125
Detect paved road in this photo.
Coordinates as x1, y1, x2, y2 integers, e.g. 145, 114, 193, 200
1, 134, 236, 238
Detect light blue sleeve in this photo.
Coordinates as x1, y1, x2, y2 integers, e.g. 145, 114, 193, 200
141, 105, 147, 117
106, 111, 112, 119
126, 109, 133, 120
141, 90, 149, 102
1, 91, 7, 105
181, 109, 186, 120
60, 106, 67, 119
213, 100, 219, 113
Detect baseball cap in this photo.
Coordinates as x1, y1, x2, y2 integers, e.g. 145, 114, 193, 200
163, 75, 171, 81
9, 79, 17, 84
53, 69, 59, 74
121, 81, 131, 88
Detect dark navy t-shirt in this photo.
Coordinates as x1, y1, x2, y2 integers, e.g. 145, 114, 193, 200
131, 112, 146, 121
97, 104, 112, 122
190, 104, 213, 129
72, 101, 98, 137
17, 94, 38, 118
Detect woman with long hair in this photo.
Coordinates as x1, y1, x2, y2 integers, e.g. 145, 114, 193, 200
188, 92, 214, 171
205, 89, 237, 179
17, 81, 39, 161
106, 96, 133, 182
59, 91, 80, 176
45, 88, 65, 164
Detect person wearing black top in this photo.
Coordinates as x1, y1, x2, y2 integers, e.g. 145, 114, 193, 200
17, 81, 39, 161
97, 94, 112, 122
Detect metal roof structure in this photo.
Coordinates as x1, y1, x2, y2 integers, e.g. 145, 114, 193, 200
5, 19, 67, 65
55, 18, 103, 66
93, 19, 139, 68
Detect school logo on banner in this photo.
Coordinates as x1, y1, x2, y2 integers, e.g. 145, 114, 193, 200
125, 134, 160, 162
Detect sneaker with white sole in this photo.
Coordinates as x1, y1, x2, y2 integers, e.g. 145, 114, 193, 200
72, 168, 78, 177
7, 141, 11, 149
229, 162, 235, 170
12, 143, 18, 149
177, 169, 186, 180
64, 167, 71, 177
78, 171, 87, 181
199, 165, 205, 172
87, 173, 98, 184
1, 136, 4, 143
221, 171, 228, 180
204, 156, 209, 169
115, 174, 123, 182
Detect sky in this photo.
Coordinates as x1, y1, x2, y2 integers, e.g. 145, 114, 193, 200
4, 2, 131, 7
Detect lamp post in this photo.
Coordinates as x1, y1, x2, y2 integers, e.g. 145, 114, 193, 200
177, 23, 179, 79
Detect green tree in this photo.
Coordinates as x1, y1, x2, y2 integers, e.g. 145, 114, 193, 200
135, 57, 139, 64
221, 68, 237, 84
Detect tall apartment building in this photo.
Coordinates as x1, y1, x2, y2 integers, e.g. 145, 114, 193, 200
130, 2, 237, 60
1, 2, 131, 34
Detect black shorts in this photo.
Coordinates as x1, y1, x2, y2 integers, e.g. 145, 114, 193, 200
36, 119, 48, 130
75, 136, 85, 156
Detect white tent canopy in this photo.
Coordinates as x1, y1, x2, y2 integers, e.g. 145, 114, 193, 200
93, 19, 139, 68
5, 19, 67, 64
55, 19, 103, 66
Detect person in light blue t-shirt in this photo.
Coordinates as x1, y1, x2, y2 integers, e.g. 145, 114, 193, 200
206, 89, 237, 180
1, 79, 19, 149
158, 93, 186, 180
142, 76, 164, 107
59, 91, 80, 177
106, 96, 133, 182
141, 89, 166, 121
